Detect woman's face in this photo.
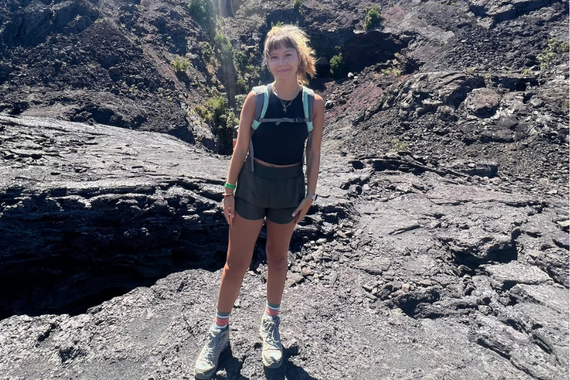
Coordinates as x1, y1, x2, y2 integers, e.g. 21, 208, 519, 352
267, 45, 301, 81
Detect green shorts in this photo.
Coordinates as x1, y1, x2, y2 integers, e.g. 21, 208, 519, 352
235, 159, 305, 224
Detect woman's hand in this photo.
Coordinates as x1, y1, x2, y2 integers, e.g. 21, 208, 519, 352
292, 197, 313, 224
223, 195, 235, 225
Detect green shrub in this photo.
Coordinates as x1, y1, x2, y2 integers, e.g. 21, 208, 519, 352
187, 0, 216, 36
233, 50, 247, 69
537, 38, 569, 70
293, 0, 302, 11
364, 5, 382, 30
214, 30, 234, 66
172, 57, 190, 72
205, 96, 226, 118
218, 108, 239, 153
330, 52, 347, 78
195, 95, 223, 124
236, 77, 247, 93
391, 139, 408, 152
195, 93, 239, 154
187, 0, 208, 26
381, 67, 402, 77
200, 42, 215, 66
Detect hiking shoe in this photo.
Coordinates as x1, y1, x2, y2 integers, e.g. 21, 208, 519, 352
259, 314, 283, 368
194, 324, 229, 379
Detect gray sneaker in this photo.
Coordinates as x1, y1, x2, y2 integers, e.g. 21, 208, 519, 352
259, 314, 283, 368
194, 324, 229, 379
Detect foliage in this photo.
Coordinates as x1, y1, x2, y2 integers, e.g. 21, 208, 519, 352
200, 42, 215, 67
187, 0, 216, 36
234, 47, 261, 93
381, 67, 402, 77
195, 94, 223, 126
233, 50, 247, 70
214, 30, 234, 67
188, 0, 260, 152
293, 0, 302, 12
195, 13, 259, 94
236, 77, 248, 93
364, 5, 382, 30
537, 38, 569, 70
199, 30, 237, 84
330, 50, 347, 78
381, 52, 406, 77
391, 139, 408, 152
195, 92, 239, 155
171, 57, 190, 73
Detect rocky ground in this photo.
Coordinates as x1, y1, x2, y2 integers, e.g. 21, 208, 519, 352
0, 0, 568, 379
0, 115, 568, 379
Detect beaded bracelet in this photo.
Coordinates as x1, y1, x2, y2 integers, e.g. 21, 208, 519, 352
222, 192, 234, 197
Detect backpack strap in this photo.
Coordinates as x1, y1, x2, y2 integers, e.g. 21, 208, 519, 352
251, 84, 271, 130
258, 117, 309, 125
253, 84, 314, 131
302, 86, 315, 133
249, 84, 271, 171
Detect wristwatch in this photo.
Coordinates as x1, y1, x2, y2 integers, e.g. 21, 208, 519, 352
307, 193, 318, 201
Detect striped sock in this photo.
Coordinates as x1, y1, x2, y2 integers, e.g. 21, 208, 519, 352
265, 301, 280, 317
215, 310, 230, 329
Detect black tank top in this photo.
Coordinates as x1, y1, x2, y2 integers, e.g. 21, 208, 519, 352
251, 89, 309, 165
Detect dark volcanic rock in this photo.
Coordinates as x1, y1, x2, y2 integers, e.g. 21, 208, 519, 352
0, 0, 216, 148
325, 69, 568, 190
0, 114, 229, 318
0, 115, 568, 379
0, 0, 568, 379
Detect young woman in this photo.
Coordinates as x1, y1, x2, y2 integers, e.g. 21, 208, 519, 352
194, 24, 324, 379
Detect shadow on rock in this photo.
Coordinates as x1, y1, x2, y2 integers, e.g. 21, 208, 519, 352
215, 344, 249, 380
215, 345, 318, 380
262, 346, 318, 380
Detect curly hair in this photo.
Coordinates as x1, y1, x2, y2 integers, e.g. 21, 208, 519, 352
263, 25, 316, 85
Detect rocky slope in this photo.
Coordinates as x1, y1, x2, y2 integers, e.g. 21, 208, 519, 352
0, 0, 568, 379
0, 0, 218, 147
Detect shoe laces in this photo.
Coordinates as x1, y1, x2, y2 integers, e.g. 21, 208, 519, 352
201, 329, 224, 363
262, 317, 281, 349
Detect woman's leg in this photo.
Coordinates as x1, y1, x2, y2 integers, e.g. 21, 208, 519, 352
265, 218, 297, 306
195, 213, 264, 378
258, 217, 296, 369
216, 213, 265, 313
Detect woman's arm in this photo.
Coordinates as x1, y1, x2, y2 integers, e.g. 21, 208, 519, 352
222, 91, 256, 225
293, 93, 324, 223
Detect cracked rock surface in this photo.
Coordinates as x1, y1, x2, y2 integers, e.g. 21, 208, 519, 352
0, 115, 567, 380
